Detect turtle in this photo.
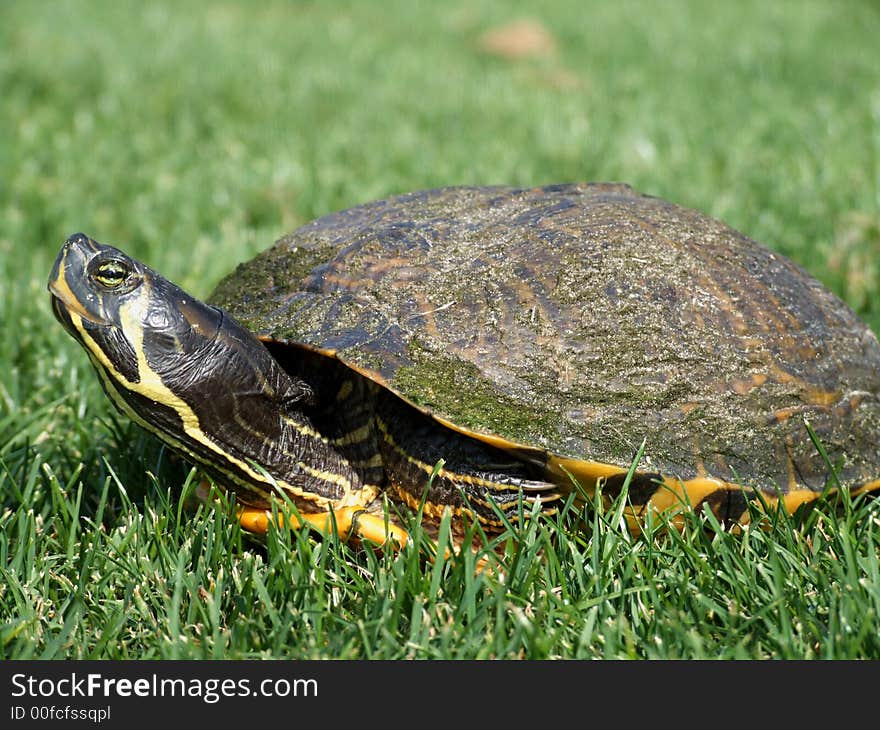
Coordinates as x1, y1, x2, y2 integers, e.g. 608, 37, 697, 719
48, 183, 880, 548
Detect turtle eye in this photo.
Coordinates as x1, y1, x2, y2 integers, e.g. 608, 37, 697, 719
90, 258, 132, 290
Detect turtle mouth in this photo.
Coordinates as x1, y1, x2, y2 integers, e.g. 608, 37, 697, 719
49, 291, 78, 335
48, 277, 114, 328
48, 290, 113, 342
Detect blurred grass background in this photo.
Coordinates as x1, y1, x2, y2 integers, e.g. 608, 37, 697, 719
1, 0, 879, 659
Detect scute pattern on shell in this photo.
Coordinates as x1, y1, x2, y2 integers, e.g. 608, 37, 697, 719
209, 183, 880, 495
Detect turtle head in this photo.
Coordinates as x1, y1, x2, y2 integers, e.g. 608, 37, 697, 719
48, 233, 223, 384
49, 233, 333, 507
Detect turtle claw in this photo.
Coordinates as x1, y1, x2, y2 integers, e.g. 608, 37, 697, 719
518, 478, 560, 492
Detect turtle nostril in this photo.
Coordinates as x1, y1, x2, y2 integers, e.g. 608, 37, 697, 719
65, 232, 89, 248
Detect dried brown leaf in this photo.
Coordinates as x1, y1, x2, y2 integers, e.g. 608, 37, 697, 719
478, 18, 558, 60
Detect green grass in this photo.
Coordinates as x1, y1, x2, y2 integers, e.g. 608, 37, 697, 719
2, 0, 880, 659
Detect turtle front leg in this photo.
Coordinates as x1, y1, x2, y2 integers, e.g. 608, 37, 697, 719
195, 480, 410, 548
236, 503, 411, 549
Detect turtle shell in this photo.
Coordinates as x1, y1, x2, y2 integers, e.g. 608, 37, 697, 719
209, 183, 880, 501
